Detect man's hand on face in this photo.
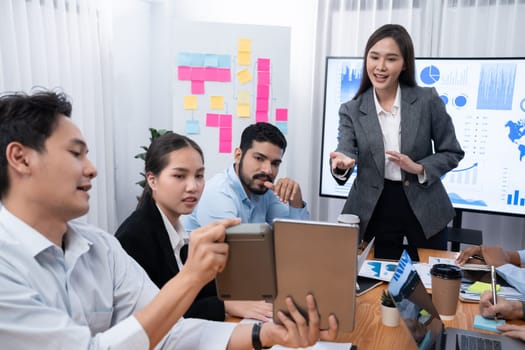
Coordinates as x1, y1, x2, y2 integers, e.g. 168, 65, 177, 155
264, 178, 304, 208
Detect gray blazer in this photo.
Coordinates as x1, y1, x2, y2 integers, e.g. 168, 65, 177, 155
334, 85, 464, 239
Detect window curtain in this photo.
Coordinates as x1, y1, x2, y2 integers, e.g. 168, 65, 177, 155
0, 0, 117, 232
312, 0, 525, 249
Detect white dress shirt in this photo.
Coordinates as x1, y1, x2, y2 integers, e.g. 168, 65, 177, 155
373, 86, 402, 181
0, 206, 235, 349
157, 204, 189, 270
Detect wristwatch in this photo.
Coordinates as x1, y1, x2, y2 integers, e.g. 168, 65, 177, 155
252, 322, 271, 349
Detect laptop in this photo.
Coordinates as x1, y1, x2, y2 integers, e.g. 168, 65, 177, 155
272, 218, 359, 332
388, 250, 523, 350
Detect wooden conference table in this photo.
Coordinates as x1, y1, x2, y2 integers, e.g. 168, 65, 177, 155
228, 248, 525, 350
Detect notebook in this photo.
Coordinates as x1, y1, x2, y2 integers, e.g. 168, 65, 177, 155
388, 250, 523, 350
273, 219, 359, 332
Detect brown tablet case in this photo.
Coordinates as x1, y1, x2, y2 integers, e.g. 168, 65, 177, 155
273, 219, 359, 332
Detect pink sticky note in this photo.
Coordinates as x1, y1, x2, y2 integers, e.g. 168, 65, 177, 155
217, 68, 231, 82
191, 80, 205, 94
206, 113, 219, 127
220, 126, 232, 141
178, 66, 192, 80
205, 67, 218, 81
219, 114, 232, 127
256, 111, 268, 122
258, 58, 270, 71
191, 67, 205, 81
275, 108, 288, 121
257, 84, 270, 99
256, 98, 269, 112
219, 140, 231, 153
258, 71, 270, 85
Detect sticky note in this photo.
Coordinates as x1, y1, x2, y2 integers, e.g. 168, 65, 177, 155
237, 91, 250, 104
238, 38, 251, 52
257, 84, 269, 99
473, 315, 504, 333
204, 54, 219, 67
275, 108, 288, 121
206, 113, 219, 127
177, 66, 192, 80
185, 120, 200, 135
258, 58, 270, 71
238, 52, 251, 66
191, 80, 205, 95
275, 121, 288, 135
210, 96, 224, 110
467, 281, 500, 294
183, 96, 197, 110
258, 71, 270, 85
219, 114, 232, 127
236, 69, 252, 84
237, 103, 250, 118
255, 111, 268, 123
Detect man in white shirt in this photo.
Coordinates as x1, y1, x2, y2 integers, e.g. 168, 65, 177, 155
0, 90, 338, 349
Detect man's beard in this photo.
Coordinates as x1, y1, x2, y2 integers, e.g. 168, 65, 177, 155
238, 156, 273, 195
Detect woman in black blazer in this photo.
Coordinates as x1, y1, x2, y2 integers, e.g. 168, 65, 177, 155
116, 132, 272, 321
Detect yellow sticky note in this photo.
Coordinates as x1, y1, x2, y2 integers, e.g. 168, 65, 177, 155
467, 281, 500, 294
237, 52, 251, 66
210, 96, 224, 110
183, 96, 198, 110
236, 69, 252, 84
237, 103, 250, 118
238, 38, 251, 51
237, 91, 250, 104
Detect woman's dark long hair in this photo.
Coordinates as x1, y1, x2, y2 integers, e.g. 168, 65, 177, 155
136, 132, 204, 208
354, 24, 417, 99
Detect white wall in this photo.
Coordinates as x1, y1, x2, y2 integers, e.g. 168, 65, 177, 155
112, 0, 154, 223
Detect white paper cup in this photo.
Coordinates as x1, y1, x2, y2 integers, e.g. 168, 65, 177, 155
337, 214, 360, 224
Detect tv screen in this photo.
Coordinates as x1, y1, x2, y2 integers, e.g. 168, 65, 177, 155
320, 57, 525, 217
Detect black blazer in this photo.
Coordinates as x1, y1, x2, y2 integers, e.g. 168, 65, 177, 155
115, 194, 225, 321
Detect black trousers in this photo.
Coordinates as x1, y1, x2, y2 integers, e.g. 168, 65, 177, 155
364, 179, 447, 251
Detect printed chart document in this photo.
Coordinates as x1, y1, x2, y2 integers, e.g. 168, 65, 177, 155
358, 260, 397, 282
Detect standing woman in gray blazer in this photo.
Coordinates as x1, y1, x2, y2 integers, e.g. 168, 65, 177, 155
330, 24, 464, 253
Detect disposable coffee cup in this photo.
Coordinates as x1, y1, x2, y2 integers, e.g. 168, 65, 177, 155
430, 264, 463, 320
337, 214, 360, 225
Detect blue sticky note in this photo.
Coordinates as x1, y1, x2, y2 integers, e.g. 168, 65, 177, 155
185, 120, 200, 135
473, 314, 504, 333
275, 121, 288, 135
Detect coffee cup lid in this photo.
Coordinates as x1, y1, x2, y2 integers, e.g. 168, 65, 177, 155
337, 214, 360, 224
430, 264, 462, 279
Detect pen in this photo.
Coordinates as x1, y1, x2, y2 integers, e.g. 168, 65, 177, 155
490, 265, 497, 320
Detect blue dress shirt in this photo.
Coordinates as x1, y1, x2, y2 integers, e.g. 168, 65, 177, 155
184, 165, 310, 231
0, 207, 235, 349
496, 249, 525, 295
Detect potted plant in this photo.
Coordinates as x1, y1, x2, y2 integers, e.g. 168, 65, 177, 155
380, 289, 400, 327
134, 127, 172, 188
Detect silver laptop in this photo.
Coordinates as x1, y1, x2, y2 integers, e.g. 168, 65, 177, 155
388, 250, 523, 350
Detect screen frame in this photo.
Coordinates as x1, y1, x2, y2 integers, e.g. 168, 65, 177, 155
319, 55, 525, 218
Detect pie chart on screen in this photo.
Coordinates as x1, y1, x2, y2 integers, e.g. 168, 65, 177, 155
420, 65, 440, 84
